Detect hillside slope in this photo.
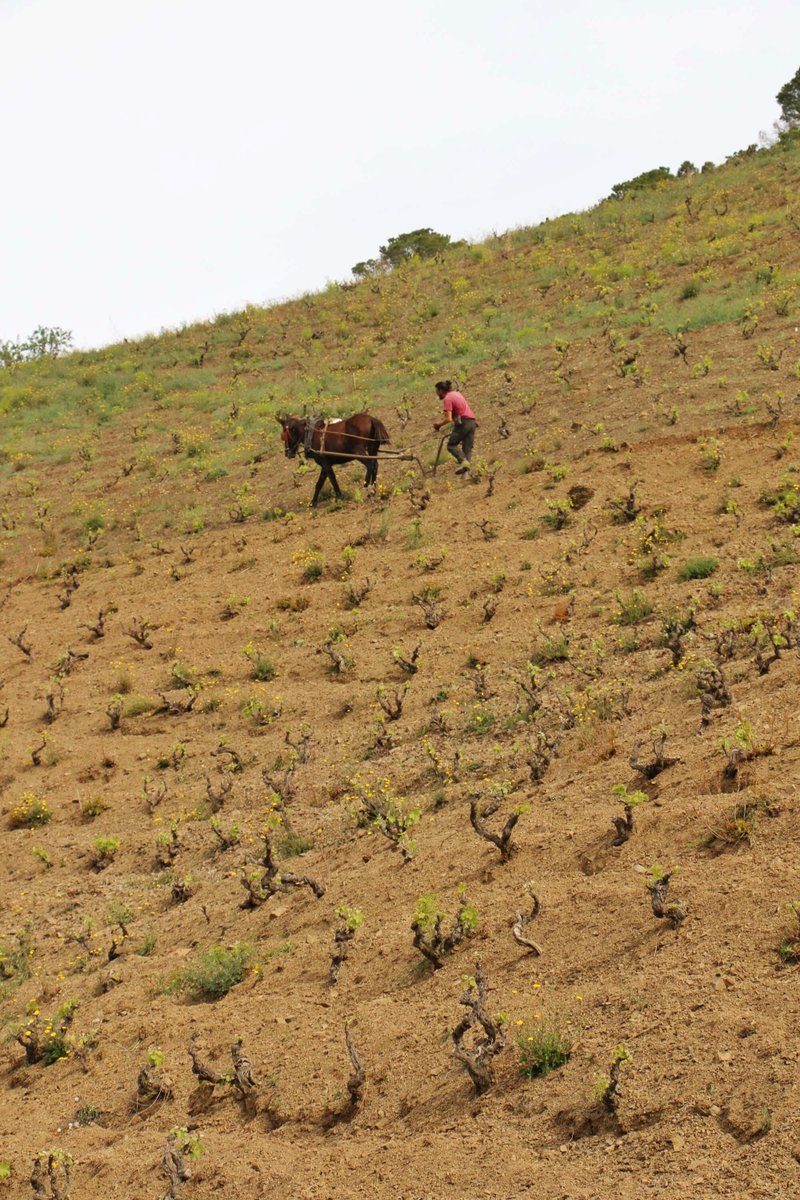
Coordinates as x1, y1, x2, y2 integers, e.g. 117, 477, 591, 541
1, 142, 800, 1198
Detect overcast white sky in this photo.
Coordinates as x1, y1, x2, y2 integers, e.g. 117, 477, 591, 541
2, 0, 798, 349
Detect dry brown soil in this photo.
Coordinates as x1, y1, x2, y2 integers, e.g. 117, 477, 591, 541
2, 312, 800, 1199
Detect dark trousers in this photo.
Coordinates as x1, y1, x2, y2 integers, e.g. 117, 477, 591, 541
447, 417, 476, 463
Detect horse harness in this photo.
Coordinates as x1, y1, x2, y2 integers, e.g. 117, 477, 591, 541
303, 417, 342, 456
303, 417, 372, 458
303, 416, 318, 454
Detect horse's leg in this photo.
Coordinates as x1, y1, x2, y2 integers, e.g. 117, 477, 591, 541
312, 466, 326, 507
329, 465, 343, 499
363, 443, 378, 488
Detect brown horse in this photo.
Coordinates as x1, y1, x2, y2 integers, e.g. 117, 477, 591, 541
276, 413, 390, 507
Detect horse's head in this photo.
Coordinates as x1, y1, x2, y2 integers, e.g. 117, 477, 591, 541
276, 415, 303, 458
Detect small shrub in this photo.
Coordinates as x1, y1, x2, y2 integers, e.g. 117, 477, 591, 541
412, 886, 478, 968
696, 800, 760, 852
698, 438, 722, 473
80, 795, 109, 820
275, 594, 311, 612
16, 998, 78, 1065
209, 814, 240, 851
761, 481, 800, 524
9, 792, 50, 828
339, 544, 358, 577
296, 548, 325, 582
421, 737, 460, 785
74, 1103, 101, 1126
529, 631, 570, 665
320, 636, 354, 674
406, 518, 425, 550
465, 704, 496, 735
275, 831, 314, 858
612, 589, 653, 626
542, 498, 572, 530
171, 1126, 205, 1164
637, 546, 670, 579
241, 692, 282, 726
107, 900, 134, 928
634, 513, 676, 582
470, 787, 527, 861
336, 903, 364, 933
679, 555, 718, 580
221, 593, 249, 618
345, 774, 420, 862
114, 664, 133, 694
156, 741, 186, 770
242, 643, 277, 681
517, 1017, 572, 1078
92, 835, 120, 869
594, 1044, 632, 1110
610, 783, 647, 844
646, 864, 687, 928
756, 343, 783, 371
609, 165, 672, 200
136, 931, 157, 957
147, 1046, 165, 1068
692, 355, 713, 379
168, 943, 256, 1001
612, 783, 647, 807
170, 659, 197, 690
122, 694, 155, 718
617, 631, 640, 653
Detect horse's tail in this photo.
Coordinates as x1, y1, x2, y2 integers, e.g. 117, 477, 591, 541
370, 416, 391, 445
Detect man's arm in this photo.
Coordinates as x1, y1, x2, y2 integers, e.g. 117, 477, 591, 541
433, 410, 453, 432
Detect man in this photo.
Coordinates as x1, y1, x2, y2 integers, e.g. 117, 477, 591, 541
433, 380, 476, 474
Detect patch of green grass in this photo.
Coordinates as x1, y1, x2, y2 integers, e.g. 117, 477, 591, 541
122, 694, 156, 718
612, 589, 653, 626
74, 1104, 101, 1126
135, 931, 157, 957
274, 832, 314, 858
517, 1018, 573, 1078
679, 555, 718, 580
465, 704, 496, 735
530, 632, 570, 665
166, 942, 257, 1001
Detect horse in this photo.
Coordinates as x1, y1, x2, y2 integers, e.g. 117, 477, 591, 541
276, 412, 391, 507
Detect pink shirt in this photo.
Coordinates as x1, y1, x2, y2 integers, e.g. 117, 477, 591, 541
442, 390, 475, 420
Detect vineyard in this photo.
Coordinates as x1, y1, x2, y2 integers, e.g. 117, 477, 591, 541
1, 138, 800, 1198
